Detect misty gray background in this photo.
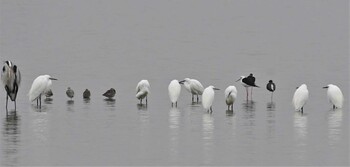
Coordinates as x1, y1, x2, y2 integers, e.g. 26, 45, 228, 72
0, 0, 349, 166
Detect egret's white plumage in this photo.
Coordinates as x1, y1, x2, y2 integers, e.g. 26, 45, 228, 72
168, 80, 181, 107
293, 84, 309, 112
29, 75, 57, 107
180, 78, 204, 102
136, 80, 150, 104
202, 86, 219, 113
323, 84, 343, 109
225, 86, 237, 110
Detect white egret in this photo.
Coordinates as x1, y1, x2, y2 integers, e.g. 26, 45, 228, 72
323, 84, 343, 109
179, 78, 204, 103
103, 88, 116, 99
168, 79, 181, 107
1, 61, 21, 113
266, 80, 276, 100
202, 85, 220, 113
292, 84, 309, 113
225, 86, 237, 111
29, 75, 57, 108
136, 80, 150, 105
236, 73, 259, 100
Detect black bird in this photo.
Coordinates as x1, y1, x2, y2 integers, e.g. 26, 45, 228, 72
103, 88, 116, 99
236, 73, 259, 100
45, 89, 53, 98
1, 61, 21, 113
66, 87, 74, 99
83, 89, 91, 99
266, 80, 276, 100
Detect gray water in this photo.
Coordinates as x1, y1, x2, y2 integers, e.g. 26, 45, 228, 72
0, 0, 349, 166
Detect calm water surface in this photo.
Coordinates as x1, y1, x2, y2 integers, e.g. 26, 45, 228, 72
0, 0, 349, 166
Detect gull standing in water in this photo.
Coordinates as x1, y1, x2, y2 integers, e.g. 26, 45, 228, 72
66, 87, 74, 99
29, 75, 57, 108
1, 61, 21, 113
136, 80, 150, 105
103, 88, 116, 99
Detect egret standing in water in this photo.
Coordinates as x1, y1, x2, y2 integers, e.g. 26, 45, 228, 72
1, 61, 21, 113
224, 86, 237, 111
236, 73, 259, 100
136, 80, 150, 105
29, 75, 57, 108
323, 84, 343, 109
292, 84, 309, 113
266, 80, 276, 101
202, 86, 220, 113
66, 87, 74, 99
168, 80, 181, 107
179, 78, 204, 103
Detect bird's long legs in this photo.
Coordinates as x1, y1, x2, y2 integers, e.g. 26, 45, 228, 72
6, 95, 8, 115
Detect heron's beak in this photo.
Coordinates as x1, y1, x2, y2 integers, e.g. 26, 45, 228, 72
49, 77, 58, 80
213, 88, 220, 90
179, 80, 185, 84
322, 86, 328, 89
235, 78, 241, 82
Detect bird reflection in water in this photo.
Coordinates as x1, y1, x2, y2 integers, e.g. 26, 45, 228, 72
136, 103, 147, 111
2, 110, 20, 166
104, 98, 116, 110
242, 100, 256, 112
266, 101, 276, 111
328, 108, 343, 147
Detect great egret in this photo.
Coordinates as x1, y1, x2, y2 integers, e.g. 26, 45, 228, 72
202, 85, 220, 113
136, 80, 150, 105
29, 75, 57, 108
168, 79, 181, 107
225, 86, 237, 111
323, 84, 343, 109
179, 78, 204, 103
292, 84, 309, 113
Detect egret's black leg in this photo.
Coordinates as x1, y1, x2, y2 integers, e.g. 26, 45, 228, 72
197, 95, 199, 103
210, 106, 213, 114
333, 105, 335, 110
14, 100, 16, 111
175, 102, 177, 107
192, 94, 194, 102
6, 95, 8, 112
146, 96, 148, 104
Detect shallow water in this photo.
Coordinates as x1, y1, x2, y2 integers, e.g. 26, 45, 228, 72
0, 0, 349, 166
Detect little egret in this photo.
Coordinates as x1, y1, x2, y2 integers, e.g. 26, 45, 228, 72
323, 84, 343, 109
103, 88, 116, 99
136, 80, 150, 105
1, 61, 21, 113
29, 75, 57, 108
179, 78, 204, 103
202, 86, 220, 113
225, 86, 237, 111
266, 80, 276, 100
236, 73, 259, 100
66, 87, 74, 99
83, 89, 91, 99
292, 84, 309, 113
168, 79, 181, 107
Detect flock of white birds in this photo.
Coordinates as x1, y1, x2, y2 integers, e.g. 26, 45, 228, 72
1, 61, 345, 115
